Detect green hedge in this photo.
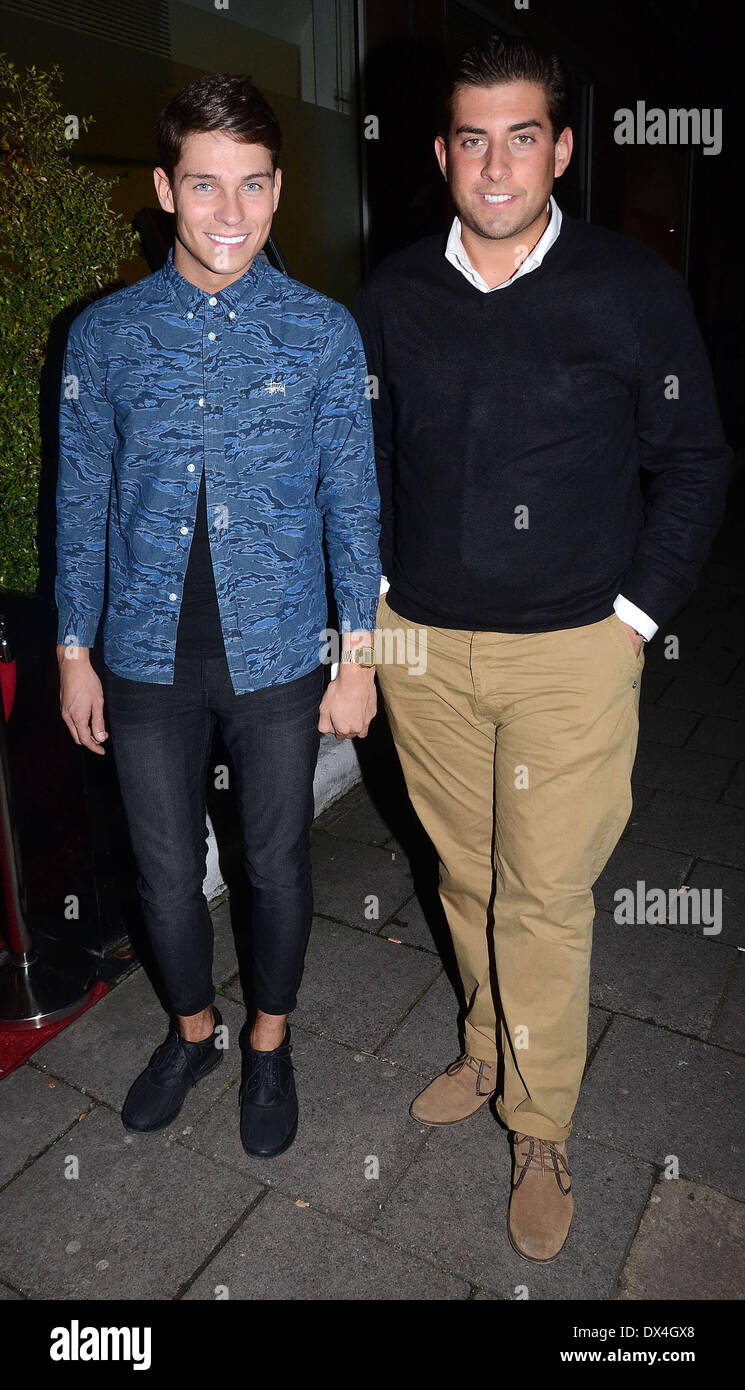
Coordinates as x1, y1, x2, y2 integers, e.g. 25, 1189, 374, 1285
0, 56, 138, 594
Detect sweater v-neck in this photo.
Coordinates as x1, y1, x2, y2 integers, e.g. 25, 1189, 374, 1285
438, 213, 575, 304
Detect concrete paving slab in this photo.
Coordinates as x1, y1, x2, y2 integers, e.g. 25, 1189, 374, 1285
637, 706, 700, 747
659, 676, 745, 722
631, 742, 735, 800
627, 791, 745, 869
688, 716, 745, 759
685, 861, 745, 948
370, 1108, 653, 1299
287, 917, 442, 1052
310, 830, 414, 931
0, 1067, 91, 1188
322, 787, 396, 847
377, 971, 463, 1076
0, 1106, 260, 1300
589, 910, 734, 1037
643, 640, 740, 685
184, 1029, 435, 1223
722, 762, 745, 809
710, 957, 745, 1052
595, 841, 691, 915
184, 1189, 469, 1300
574, 1015, 745, 1200
617, 1176, 745, 1299
384, 891, 444, 953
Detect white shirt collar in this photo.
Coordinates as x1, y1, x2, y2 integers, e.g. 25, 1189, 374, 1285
445, 194, 563, 293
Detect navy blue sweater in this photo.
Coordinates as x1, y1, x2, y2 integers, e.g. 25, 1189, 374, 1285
352, 213, 730, 632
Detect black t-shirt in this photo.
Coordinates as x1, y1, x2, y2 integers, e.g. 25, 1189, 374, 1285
175, 467, 226, 657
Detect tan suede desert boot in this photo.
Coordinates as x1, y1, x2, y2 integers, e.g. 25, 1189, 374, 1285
409, 1052, 497, 1124
507, 1131, 573, 1261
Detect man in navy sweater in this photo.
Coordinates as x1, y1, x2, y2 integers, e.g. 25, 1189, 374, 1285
353, 34, 730, 1261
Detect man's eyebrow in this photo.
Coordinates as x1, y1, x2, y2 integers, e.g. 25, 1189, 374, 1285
179, 169, 273, 181
453, 119, 545, 136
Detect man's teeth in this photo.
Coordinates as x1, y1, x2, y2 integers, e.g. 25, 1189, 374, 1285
482, 194, 514, 203
207, 234, 247, 244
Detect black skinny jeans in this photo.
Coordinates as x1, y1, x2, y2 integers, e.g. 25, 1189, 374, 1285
102, 654, 324, 1017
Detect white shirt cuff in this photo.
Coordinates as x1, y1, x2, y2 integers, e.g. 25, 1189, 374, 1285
380, 574, 390, 594
613, 594, 658, 641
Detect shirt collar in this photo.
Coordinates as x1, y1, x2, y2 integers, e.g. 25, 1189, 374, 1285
445, 194, 562, 292
161, 244, 267, 320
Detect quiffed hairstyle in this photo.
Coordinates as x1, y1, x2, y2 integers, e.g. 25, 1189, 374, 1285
155, 73, 282, 179
438, 33, 571, 143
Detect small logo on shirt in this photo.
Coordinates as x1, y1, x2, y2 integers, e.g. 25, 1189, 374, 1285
264, 380, 286, 396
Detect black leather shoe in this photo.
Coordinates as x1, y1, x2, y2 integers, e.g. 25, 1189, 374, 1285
239, 1024, 298, 1158
121, 1004, 224, 1133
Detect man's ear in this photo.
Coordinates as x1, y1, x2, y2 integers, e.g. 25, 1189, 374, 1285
153, 166, 175, 214
553, 126, 573, 179
434, 135, 448, 181
272, 166, 282, 212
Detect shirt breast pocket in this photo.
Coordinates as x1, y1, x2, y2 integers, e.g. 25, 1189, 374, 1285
237, 367, 316, 482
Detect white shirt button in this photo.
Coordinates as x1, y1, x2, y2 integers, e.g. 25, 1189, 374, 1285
186, 311, 194, 320
228, 311, 236, 319
169, 593, 177, 601
198, 397, 204, 407
187, 463, 195, 472
207, 331, 216, 341
180, 526, 188, 535
208, 296, 217, 306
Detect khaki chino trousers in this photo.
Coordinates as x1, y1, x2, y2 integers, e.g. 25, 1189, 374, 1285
375, 591, 644, 1143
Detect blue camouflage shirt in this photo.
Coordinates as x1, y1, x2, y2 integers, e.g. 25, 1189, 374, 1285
55, 246, 381, 694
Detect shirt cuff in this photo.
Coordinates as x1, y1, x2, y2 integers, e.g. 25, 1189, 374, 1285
330, 580, 387, 680
613, 594, 658, 642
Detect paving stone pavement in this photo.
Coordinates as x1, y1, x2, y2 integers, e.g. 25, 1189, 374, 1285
1, 529, 744, 1302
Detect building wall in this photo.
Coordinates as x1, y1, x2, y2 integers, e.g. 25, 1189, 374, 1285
0, 0, 362, 304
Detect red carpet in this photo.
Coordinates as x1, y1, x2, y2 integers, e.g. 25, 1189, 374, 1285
0, 979, 109, 1079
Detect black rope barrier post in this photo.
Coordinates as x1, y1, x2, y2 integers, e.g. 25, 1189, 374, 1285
0, 614, 97, 1030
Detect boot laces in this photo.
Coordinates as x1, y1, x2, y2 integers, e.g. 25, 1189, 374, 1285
514, 1133, 571, 1190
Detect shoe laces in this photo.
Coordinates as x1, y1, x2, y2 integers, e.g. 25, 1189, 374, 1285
150, 1031, 201, 1083
513, 1132, 571, 1192
242, 1041, 295, 1098
446, 1052, 493, 1095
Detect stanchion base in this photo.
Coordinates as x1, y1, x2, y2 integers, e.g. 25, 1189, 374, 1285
0, 937, 99, 1030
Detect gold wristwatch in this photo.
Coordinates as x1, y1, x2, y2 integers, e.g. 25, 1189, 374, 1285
340, 645, 376, 667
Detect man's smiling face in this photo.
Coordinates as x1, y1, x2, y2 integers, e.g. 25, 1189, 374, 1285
435, 79, 571, 246
153, 128, 281, 290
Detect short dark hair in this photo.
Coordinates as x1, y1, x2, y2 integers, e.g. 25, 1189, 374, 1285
438, 33, 571, 143
155, 73, 281, 179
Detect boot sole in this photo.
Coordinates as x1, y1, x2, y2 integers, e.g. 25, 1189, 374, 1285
121, 1047, 224, 1134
